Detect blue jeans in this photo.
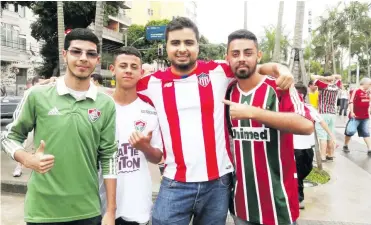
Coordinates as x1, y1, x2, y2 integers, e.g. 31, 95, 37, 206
344, 118, 370, 137
152, 173, 232, 225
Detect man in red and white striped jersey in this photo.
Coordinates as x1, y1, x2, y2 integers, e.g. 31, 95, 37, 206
310, 73, 342, 161
137, 17, 295, 225
224, 29, 313, 225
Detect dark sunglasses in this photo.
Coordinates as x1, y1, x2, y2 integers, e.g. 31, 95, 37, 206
67, 49, 99, 59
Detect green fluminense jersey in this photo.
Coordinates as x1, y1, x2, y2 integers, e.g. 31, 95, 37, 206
1, 77, 117, 223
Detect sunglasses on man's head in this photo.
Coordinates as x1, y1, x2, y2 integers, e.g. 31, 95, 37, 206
67, 49, 99, 59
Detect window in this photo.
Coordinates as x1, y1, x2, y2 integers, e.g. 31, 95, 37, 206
147, 8, 153, 16
19, 6, 25, 17
12, 27, 19, 49
1, 23, 20, 49
1, 23, 5, 46
19, 37, 26, 51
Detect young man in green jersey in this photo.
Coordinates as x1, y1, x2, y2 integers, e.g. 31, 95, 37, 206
1, 28, 117, 225
223, 29, 313, 225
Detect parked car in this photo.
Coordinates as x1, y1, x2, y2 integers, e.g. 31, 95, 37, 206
1, 95, 23, 119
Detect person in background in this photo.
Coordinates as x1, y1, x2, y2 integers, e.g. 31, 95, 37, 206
343, 77, 371, 155
308, 80, 319, 109
294, 83, 335, 210
339, 85, 349, 116
310, 72, 342, 161
91, 73, 103, 87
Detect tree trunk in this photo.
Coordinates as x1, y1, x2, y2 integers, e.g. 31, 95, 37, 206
273, 1, 284, 62
94, 1, 104, 74
348, 21, 352, 83
366, 40, 370, 77
291, 1, 306, 83
57, 1, 65, 76
331, 34, 336, 74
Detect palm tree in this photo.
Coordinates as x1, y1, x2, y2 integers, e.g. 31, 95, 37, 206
291, 1, 306, 83
273, 1, 284, 63
57, 1, 65, 76
94, 1, 104, 74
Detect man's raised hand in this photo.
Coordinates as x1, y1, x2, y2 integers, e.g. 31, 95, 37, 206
24, 140, 55, 174
271, 64, 294, 90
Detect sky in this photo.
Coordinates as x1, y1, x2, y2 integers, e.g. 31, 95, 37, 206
197, 0, 352, 45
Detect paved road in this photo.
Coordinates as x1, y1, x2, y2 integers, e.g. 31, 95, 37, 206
334, 116, 371, 175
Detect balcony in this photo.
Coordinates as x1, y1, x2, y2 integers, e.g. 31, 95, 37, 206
122, 1, 132, 9
108, 12, 132, 27
88, 24, 124, 44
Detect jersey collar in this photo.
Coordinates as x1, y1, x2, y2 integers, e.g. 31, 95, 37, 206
56, 76, 98, 101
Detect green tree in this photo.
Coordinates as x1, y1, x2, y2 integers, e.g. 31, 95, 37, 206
260, 25, 290, 64
125, 20, 225, 64
30, 1, 123, 77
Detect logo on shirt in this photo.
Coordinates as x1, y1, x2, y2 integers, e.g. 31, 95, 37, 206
163, 82, 173, 88
88, 108, 101, 122
134, 120, 147, 132
198, 73, 210, 87
48, 107, 61, 116
232, 127, 270, 142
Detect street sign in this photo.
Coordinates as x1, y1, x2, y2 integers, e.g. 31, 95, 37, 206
146, 26, 166, 41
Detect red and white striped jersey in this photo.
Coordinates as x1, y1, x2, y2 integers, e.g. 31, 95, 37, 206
314, 79, 342, 114
226, 77, 312, 225
137, 61, 234, 182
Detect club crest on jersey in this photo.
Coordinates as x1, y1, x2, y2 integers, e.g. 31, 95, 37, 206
134, 120, 146, 132
198, 73, 210, 87
88, 108, 101, 122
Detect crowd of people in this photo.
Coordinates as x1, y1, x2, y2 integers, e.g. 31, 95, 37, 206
1, 16, 370, 225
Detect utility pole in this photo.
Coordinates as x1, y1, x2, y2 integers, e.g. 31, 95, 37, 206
243, 1, 247, 29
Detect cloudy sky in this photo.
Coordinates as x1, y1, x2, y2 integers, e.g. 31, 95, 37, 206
197, 0, 352, 45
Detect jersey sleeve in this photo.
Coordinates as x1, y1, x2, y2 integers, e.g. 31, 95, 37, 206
336, 79, 342, 88
1, 89, 36, 159
307, 105, 323, 123
98, 100, 118, 179
219, 62, 234, 78
150, 120, 163, 151
279, 88, 313, 122
137, 74, 155, 107
313, 79, 329, 89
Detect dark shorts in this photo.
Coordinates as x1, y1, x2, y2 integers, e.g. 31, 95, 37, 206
344, 118, 370, 137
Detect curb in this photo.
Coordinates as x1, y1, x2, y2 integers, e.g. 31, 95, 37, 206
1, 180, 27, 194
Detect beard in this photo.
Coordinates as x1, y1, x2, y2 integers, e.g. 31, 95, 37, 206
171, 59, 197, 73
67, 63, 93, 81
234, 62, 257, 80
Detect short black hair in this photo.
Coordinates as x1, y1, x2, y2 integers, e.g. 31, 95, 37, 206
295, 82, 308, 99
308, 80, 314, 86
323, 72, 331, 77
31, 76, 39, 85
227, 29, 259, 51
113, 46, 142, 63
91, 73, 103, 85
165, 17, 199, 43
64, 28, 100, 53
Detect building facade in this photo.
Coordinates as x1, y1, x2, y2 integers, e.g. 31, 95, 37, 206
1, 3, 43, 96
128, 1, 197, 25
